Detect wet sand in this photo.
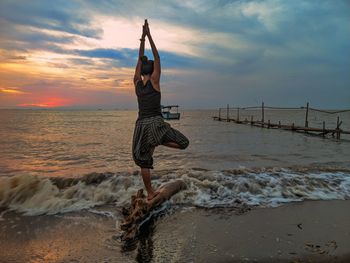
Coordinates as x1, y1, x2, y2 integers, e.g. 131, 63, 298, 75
1, 200, 350, 263
160, 200, 350, 263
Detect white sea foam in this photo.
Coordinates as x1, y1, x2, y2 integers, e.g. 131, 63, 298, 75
0, 173, 142, 216
0, 168, 349, 215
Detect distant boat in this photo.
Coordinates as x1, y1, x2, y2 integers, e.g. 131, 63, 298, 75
161, 105, 180, 120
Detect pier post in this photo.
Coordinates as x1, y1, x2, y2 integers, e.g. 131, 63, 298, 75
250, 116, 253, 125
336, 116, 340, 140
305, 102, 309, 128
219, 108, 221, 121
227, 104, 229, 122
237, 108, 240, 122
278, 121, 281, 128
262, 102, 265, 127
268, 120, 270, 129
323, 121, 325, 138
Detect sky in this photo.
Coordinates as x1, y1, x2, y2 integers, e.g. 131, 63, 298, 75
0, 0, 349, 109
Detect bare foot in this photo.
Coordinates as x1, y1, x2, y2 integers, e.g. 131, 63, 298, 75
147, 191, 160, 202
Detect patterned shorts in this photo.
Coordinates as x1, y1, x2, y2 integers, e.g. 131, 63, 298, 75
132, 115, 189, 169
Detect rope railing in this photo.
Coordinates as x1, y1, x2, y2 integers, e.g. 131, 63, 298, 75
306, 108, 350, 114
218, 105, 350, 113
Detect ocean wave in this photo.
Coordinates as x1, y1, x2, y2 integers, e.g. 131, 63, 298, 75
0, 172, 139, 216
0, 167, 349, 216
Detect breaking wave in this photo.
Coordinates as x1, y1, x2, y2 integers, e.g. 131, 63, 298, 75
0, 167, 349, 216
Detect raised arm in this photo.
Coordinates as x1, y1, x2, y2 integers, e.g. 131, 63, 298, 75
145, 20, 161, 85
134, 24, 146, 86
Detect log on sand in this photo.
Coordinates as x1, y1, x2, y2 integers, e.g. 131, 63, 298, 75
120, 180, 186, 242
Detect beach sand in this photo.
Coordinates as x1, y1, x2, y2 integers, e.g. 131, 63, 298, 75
1, 200, 349, 263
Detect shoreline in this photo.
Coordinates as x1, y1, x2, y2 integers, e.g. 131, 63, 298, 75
0, 200, 349, 262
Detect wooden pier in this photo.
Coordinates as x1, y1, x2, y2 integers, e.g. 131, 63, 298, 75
213, 102, 350, 140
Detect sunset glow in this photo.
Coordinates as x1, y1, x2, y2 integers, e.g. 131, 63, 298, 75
18, 97, 71, 108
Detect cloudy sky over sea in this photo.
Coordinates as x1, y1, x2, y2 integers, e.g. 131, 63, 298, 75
0, 0, 349, 109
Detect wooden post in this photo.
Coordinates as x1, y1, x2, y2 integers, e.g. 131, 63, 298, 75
219, 108, 221, 121
268, 119, 270, 129
250, 116, 253, 125
237, 108, 240, 122
120, 181, 186, 242
292, 123, 295, 131
305, 102, 309, 128
227, 104, 229, 122
336, 116, 340, 140
278, 121, 281, 128
262, 102, 265, 125
322, 121, 325, 138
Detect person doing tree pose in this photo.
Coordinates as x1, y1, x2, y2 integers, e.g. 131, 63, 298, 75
132, 19, 189, 201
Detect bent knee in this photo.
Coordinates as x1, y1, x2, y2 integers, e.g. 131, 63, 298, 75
179, 138, 189, 149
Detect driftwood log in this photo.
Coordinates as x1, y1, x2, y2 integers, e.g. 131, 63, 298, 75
120, 180, 186, 243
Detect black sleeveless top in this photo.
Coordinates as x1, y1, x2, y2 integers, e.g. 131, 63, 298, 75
136, 79, 162, 119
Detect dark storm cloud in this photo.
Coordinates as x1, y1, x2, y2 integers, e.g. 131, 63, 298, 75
0, 0, 102, 38
75, 48, 132, 60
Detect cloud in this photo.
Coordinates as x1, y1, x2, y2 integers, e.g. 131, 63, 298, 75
0, 0, 349, 108
0, 87, 28, 95
0, 50, 26, 61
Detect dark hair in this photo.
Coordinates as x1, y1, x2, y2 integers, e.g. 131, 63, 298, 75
141, 56, 154, 76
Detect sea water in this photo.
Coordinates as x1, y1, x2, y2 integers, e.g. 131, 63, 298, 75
0, 109, 349, 215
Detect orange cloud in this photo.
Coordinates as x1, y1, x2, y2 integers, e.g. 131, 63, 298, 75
115, 79, 133, 89
0, 87, 28, 94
